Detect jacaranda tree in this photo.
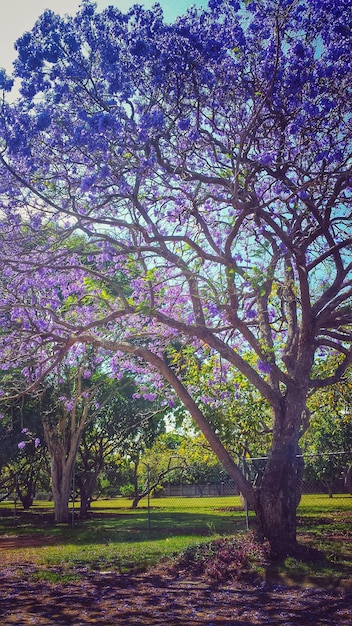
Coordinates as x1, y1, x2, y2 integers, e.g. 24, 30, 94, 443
0, 0, 351, 556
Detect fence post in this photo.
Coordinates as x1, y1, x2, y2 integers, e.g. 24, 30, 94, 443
71, 466, 75, 528
147, 464, 151, 531
13, 473, 18, 526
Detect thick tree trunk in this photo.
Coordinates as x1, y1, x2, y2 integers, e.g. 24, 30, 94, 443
43, 415, 86, 524
254, 391, 306, 559
255, 442, 303, 558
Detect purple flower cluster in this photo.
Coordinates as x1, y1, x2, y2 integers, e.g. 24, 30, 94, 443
258, 360, 271, 375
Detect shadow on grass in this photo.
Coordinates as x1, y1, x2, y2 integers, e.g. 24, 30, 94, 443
0, 506, 247, 548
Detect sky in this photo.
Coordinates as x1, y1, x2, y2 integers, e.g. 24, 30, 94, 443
0, 0, 207, 76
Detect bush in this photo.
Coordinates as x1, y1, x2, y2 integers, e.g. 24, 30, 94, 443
119, 484, 135, 498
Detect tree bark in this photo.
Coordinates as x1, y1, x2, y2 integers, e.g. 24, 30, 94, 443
50, 452, 75, 523
253, 392, 306, 558
78, 481, 91, 519
17, 478, 36, 510
76, 471, 100, 518
255, 443, 302, 557
42, 397, 89, 523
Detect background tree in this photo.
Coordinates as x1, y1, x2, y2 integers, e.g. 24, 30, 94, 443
167, 343, 273, 463
12, 431, 49, 509
0, 0, 351, 556
303, 362, 352, 496
75, 375, 166, 516
0, 373, 48, 506
141, 432, 229, 496
38, 352, 110, 523
114, 397, 167, 508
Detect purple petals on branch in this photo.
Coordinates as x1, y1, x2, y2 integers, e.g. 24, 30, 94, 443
258, 360, 271, 375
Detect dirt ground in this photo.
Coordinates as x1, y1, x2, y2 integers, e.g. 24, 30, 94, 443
1, 561, 351, 626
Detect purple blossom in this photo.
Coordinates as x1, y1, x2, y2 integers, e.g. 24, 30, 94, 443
36, 111, 51, 131
293, 43, 305, 58
34, 438, 41, 448
18, 441, 27, 449
65, 399, 74, 412
178, 118, 191, 131
80, 176, 96, 193
207, 303, 219, 317
258, 360, 271, 375
143, 392, 157, 401
0, 68, 14, 92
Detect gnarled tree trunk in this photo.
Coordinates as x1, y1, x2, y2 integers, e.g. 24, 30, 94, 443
253, 390, 306, 558
255, 442, 303, 557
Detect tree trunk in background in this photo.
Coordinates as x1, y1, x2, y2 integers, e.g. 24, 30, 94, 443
77, 470, 101, 518
78, 480, 91, 519
17, 476, 36, 510
43, 410, 86, 524
50, 452, 75, 523
131, 459, 141, 509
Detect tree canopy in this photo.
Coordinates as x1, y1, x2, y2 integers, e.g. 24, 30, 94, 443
0, 0, 351, 555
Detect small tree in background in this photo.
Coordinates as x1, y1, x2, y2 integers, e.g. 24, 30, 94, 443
75, 375, 166, 516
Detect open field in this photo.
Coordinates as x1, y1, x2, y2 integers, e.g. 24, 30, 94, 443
0, 495, 247, 574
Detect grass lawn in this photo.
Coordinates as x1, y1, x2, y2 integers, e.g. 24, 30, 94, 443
0, 493, 351, 586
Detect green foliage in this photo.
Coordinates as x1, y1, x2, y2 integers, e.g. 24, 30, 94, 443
140, 432, 226, 487
303, 361, 352, 493
119, 483, 136, 498
166, 343, 273, 461
0, 370, 48, 504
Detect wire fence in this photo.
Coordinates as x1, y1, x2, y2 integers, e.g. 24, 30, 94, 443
158, 450, 352, 499
105, 450, 352, 534
2, 451, 351, 534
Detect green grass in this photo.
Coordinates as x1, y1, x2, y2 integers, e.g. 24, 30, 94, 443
0, 493, 351, 586
299, 493, 352, 514
0, 495, 246, 573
